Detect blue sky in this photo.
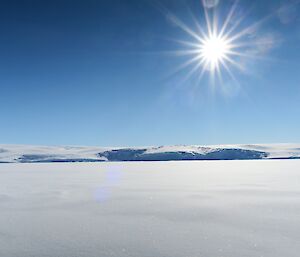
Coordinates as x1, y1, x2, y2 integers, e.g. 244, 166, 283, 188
0, 0, 300, 147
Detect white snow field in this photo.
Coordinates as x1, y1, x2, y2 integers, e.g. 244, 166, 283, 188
0, 160, 299, 257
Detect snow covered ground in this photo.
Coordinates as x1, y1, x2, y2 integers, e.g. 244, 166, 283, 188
0, 143, 300, 162
0, 160, 299, 257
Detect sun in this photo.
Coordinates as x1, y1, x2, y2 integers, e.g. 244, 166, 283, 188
164, 0, 278, 91
165, 4, 243, 83
199, 34, 231, 71
165, 0, 273, 86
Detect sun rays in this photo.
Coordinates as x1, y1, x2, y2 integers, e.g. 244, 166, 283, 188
166, 0, 277, 89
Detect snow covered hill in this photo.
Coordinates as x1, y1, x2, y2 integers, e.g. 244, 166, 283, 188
0, 144, 300, 163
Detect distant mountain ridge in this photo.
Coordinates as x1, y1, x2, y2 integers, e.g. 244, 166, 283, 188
0, 144, 300, 163
99, 148, 268, 161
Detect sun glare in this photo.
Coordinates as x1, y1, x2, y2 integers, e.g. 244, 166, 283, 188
199, 35, 231, 71
166, 0, 274, 88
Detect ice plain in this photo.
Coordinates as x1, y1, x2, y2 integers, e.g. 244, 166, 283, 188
0, 160, 299, 257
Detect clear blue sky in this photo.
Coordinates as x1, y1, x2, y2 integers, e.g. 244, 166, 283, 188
0, 0, 299, 147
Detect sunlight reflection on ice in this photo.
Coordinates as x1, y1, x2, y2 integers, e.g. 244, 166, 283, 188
94, 165, 123, 203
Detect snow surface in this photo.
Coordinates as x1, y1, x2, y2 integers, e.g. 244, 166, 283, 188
0, 160, 299, 257
0, 143, 300, 162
